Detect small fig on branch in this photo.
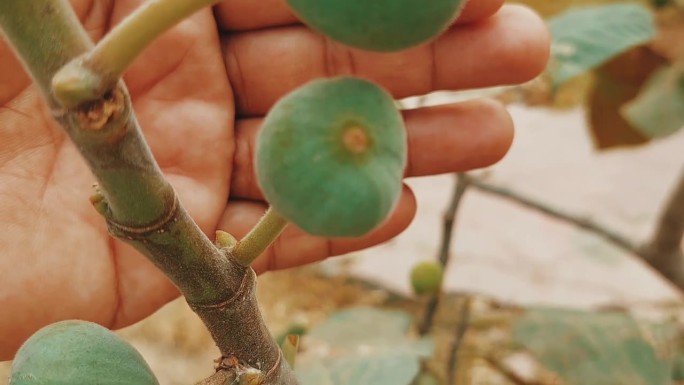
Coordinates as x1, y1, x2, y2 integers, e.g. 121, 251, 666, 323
256, 77, 407, 237
410, 261, 444, 295
9, 320, 159, 385
285, 0, 467, 51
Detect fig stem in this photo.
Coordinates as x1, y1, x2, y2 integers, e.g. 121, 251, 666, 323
231, 207, 289, 267
51, 0, 220, 107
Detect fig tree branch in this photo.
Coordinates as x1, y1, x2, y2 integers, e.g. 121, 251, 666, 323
483, 354, 543, 385
419, 174, 470, 335
0, 1, 297, 383
463, 174, 640, 255
446, 297, 472, 385
465, 171, 684, 292
640, 166, 684, 289
648, 166, 684, 256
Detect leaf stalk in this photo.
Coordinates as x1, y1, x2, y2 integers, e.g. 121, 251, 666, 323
231, 207, 289, 267
52, 0, 220, 106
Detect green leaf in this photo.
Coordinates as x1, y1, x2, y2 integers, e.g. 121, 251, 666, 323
512, 307, 677, 385
326, 352, 421, 385
297, 307, 433, 385
672, 352, 684, 381
548, 4, 656, 87
297, 363, 336, 385
307, 307, 413, 347
622, 65, 684, 139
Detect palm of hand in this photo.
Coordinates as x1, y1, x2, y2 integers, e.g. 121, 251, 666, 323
0, 0, 549, 359
0, 1, 234, 356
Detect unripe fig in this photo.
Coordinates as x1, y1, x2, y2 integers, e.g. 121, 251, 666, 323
10, 320, 159, 385
286, 0, 467, 52
256, 77, 407, 237
410, 261, 444, 295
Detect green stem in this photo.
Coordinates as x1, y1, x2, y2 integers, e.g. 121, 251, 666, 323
52, 0, 220, 106
231, 207, 289, 266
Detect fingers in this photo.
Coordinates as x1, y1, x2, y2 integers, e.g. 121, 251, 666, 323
223, 4, 549, 117
403, 98, 514, 176
215, 0, 504, 31
219, 185, 417, 273
230, 98, 513, 200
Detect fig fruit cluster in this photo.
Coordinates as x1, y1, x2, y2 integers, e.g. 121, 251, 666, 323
286, 0, 467, 51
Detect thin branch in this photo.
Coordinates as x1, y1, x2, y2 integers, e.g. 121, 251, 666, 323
439, 174, 470, 266
649, 166, 684, 254
482, 355, 544, 385
52, 0, 220, 106
419, 174, 470, 335
446, 297, 472, 385
465, 171, 684, 293
463, 174, 640, 256
640, 166, 684, 289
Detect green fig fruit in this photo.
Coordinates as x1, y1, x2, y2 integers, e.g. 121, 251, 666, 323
286, 0, 467, 52
410, 261, 444, 295
10, 320, 159, 385
256, 76, 406, 237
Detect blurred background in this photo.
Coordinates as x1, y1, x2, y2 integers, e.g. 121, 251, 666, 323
3, 0, 684, 384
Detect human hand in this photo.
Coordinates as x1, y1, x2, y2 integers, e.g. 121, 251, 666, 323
0, 0, 549, 359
